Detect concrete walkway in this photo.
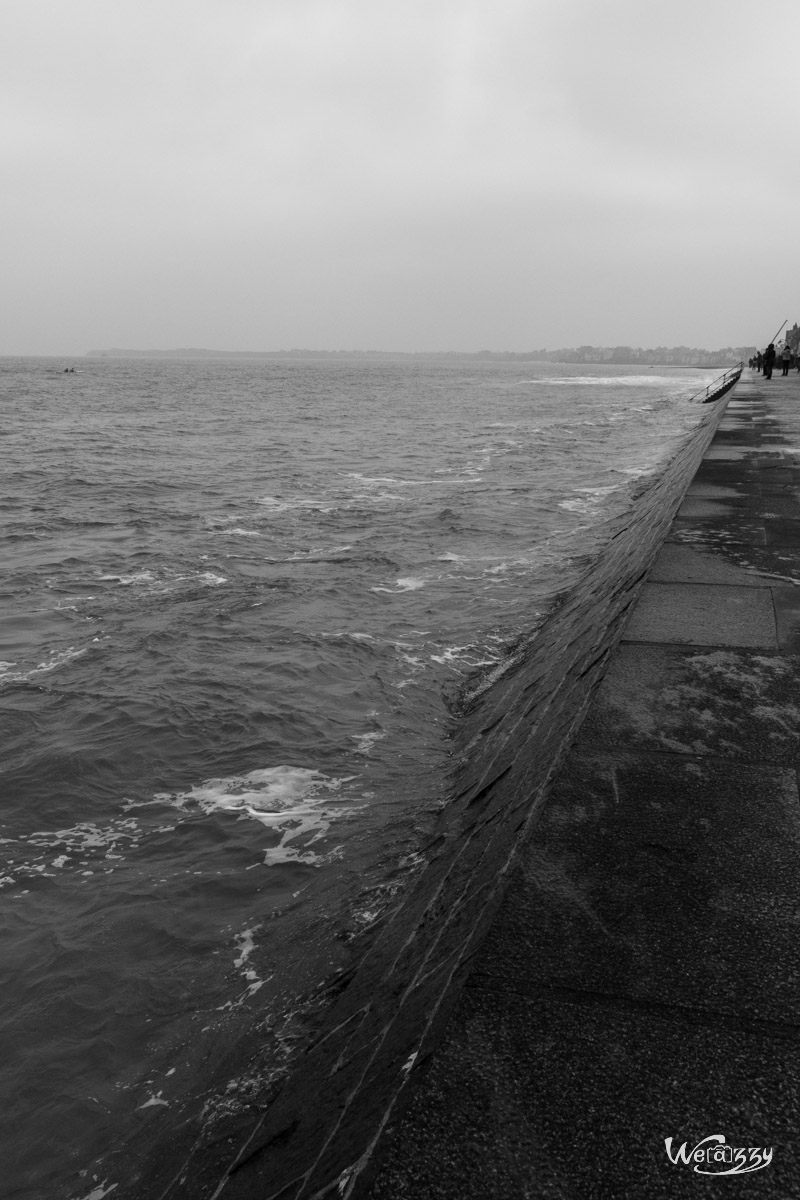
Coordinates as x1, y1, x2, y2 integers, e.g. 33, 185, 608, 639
364, 373, 800, 1199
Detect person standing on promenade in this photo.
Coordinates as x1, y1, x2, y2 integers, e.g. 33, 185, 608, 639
781, 343, 792, 376
763, 343, 776, 379
756, 350, 764, 372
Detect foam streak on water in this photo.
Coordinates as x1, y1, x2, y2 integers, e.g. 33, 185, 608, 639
0, 356, 715, 1196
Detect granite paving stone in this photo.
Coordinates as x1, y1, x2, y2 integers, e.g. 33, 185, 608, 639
646, 543, 766, 586
676, 496, 753, 517
771, 584, 800, 652
621, 581, 776, 647
579, 641, 800, 766
368, 991, 799, 1200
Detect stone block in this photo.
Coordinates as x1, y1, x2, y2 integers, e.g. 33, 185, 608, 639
622, 583, 776, 648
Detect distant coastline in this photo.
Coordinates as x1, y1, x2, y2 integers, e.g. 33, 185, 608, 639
86, 345, 755, 368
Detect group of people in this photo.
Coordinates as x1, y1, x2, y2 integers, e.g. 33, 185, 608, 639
749, 343, 798, 378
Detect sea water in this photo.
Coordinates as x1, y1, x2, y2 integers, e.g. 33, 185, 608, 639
0, 356, 716, 1197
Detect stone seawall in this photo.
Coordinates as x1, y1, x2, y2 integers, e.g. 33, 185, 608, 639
137, 393, 732, 1200
364, 372, 800, 1199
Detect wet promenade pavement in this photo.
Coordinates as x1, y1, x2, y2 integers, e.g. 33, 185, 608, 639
364, 372, 800, 1198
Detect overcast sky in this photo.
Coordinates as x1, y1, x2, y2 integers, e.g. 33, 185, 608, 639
3, 0, 798, 355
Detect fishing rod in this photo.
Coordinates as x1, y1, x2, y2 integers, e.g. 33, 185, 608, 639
768, 319, 788, 345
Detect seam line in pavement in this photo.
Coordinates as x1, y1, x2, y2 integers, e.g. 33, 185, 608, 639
564, 745, 798, 771
620, 638, 784, 650
463, 978, 800, 1041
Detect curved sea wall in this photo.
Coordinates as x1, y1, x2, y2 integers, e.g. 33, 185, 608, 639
137, 392, 733, 1200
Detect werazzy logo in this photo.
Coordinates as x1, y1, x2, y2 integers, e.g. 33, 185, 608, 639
665, 1135, 773, 1175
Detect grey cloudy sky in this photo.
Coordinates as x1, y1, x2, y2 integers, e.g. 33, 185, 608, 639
3, 0, 798, 354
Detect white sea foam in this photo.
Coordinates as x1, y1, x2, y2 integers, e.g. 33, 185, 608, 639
345, 472, 470, 491
319, 631, 376, 643
345, 473, 401, 485
371, 576, 426, 593
429, 642, 505, 671
346, 473, 434, 487
350, 731, 386, 755
617, 464, 657, 479
431, 647, 489, 668
578, 485, 620, 498
233, 925, 258, 968
461, 650, 525, 703
0, 645, 89, 686
95, 568, 226, 593
559, 484, 621, 515
153, 766, 362, 866
75, 1182, 118, 1200
257, 494, 336, 513
28, 817, 141, 853
226, 923, 268, 1002
533, 374, 709, 389
559, 499, 594, 514
0, 816, 169, 890
279, 544, 353, 561
98, 572, 155, 586
318, 631, 376, 643
54, 594, 98, 611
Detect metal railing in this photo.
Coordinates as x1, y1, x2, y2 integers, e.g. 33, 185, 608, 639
690, 362, 743, 405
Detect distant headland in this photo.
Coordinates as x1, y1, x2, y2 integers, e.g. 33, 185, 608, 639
86, 345, 755, 367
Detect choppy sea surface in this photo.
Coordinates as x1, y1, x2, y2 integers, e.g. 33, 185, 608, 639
0, 356, 716, 1197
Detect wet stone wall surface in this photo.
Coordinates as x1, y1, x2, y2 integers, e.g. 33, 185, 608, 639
131, 396, 731, 1200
